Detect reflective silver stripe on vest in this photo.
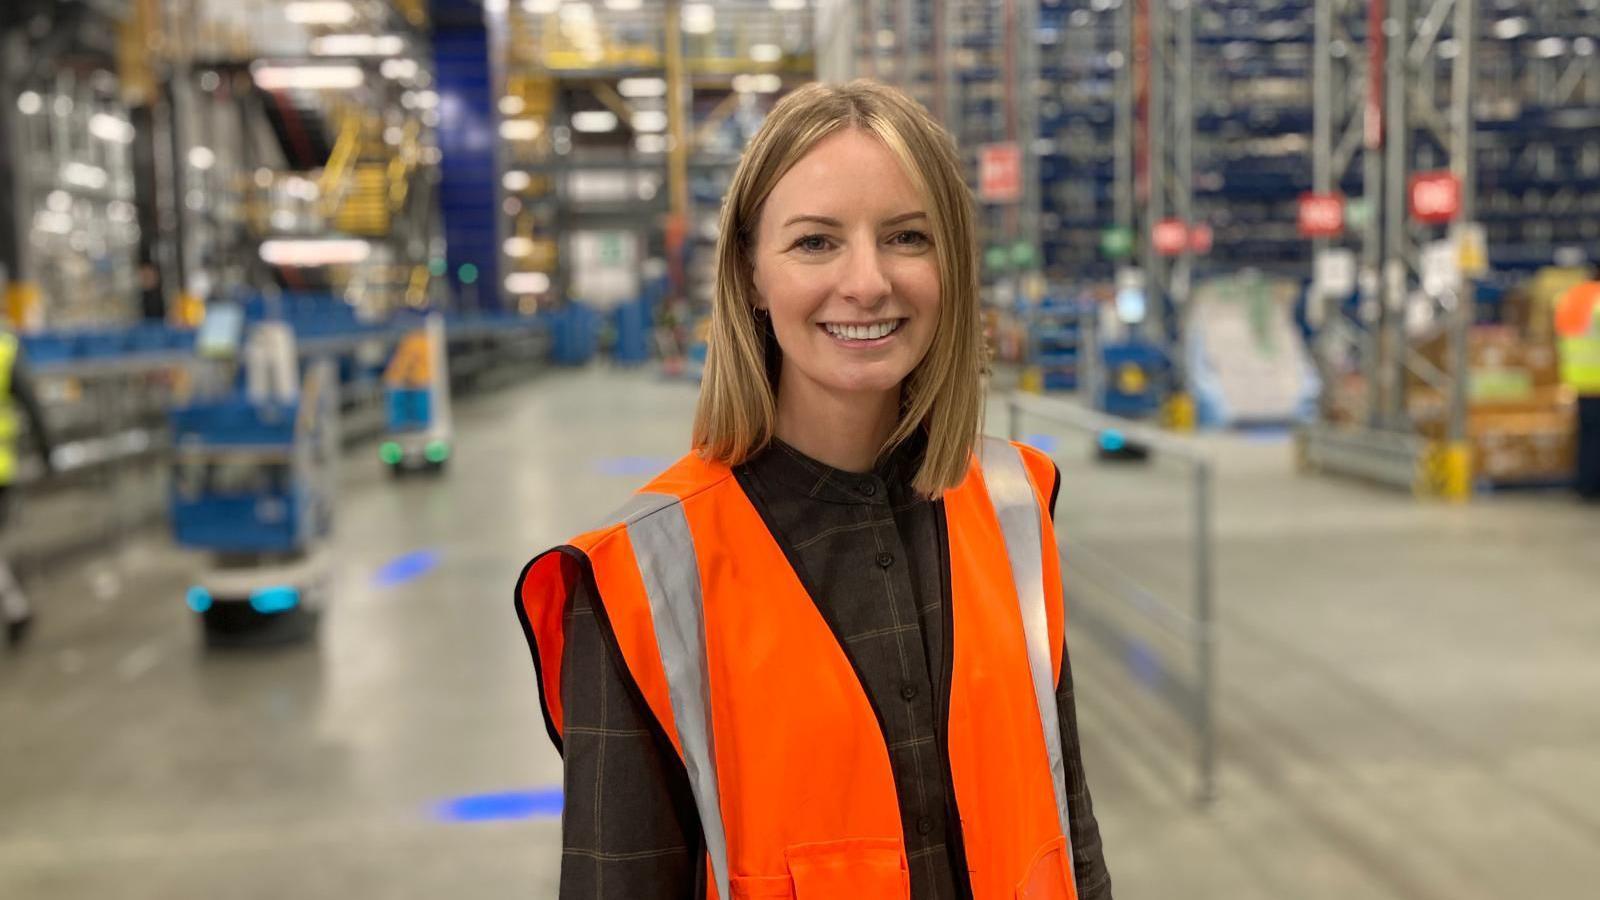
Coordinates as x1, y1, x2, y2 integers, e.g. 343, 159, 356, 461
620, 492, 732, 900
979, 437, 1076, 876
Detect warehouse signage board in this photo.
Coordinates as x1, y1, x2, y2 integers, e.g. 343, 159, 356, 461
1314, 248, 1358, 299
978, 142, 1023, 202
1100, 226, 1134, 259
1298, 192, 1346, 238
1153, 218, 1189, 256
1409, 172, 1462, 225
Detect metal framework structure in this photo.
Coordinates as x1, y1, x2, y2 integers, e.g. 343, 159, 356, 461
1306, 0, 1479, 495
1138, 0, 1194, 357
1108, 0, 1194, 374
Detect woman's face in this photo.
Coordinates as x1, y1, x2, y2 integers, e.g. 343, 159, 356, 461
750, 128, 941, 407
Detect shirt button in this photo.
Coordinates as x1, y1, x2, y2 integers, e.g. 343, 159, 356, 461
860, 481, 878, 497
900, 682, 918, 701
876, 552, 895, 568
916, 816, 934, 835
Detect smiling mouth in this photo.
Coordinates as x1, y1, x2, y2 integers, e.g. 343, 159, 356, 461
820, 319, 905, 341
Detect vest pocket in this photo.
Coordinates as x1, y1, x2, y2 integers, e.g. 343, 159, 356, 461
729, 875, 796, 898
1015, 835, 1075, 900
786, 838, 910, 899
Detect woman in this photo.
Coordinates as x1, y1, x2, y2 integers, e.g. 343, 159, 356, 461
517, 80, 1112, 900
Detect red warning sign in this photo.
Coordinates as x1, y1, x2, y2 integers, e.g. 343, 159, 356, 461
978, 142, 1023, 203
1153, 218, 1189, 257
1409, 172, 1461, 225
1298, 192, 1346, 238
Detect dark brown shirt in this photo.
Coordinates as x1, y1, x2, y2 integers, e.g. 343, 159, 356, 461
549, 438, 1112, 899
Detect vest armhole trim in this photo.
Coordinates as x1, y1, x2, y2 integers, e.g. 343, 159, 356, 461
513, 545, 584, 756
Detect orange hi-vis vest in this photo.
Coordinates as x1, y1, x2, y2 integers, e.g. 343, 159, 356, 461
517, 437, 1078, 900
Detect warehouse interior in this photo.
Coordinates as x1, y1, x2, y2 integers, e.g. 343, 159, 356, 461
1, 1, 1598, 898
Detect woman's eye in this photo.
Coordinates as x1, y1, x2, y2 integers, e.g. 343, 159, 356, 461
793, 235, 833, 253
891, 230, 931, 248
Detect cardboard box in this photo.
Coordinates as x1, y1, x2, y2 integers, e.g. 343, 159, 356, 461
1465, 408, 1576, 482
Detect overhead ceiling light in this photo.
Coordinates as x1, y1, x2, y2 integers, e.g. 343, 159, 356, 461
311, 34, 405, 57
506, 272, 552, 294
188, 146, 216, 170
260, 238, 372, 267
284, 1, 356, 25
503, 237, 534, 258
631, 110, 668, 132
682, 3, 716, 35
522, 0, 560, 12
380, 58, 419, 80
17, 91, 43, 115
62, 162, 110, 190
571, 110, 619, 133
635, 133, 667, 154
1576, 37, 1597, 57
770, 0, 806, 11
619, 77, 667, 98
47, 190, 72, 213
500, 118, 543, 141
89, 113, 136, 144
604, 0, 643, 10
502, 170, 532, 191
411, 90, 439, 109
499, 95, 526, 115
749, 43, 782, 63
560, 2, 596, 24
732, 73, 783, 94
252, 64, 365, 91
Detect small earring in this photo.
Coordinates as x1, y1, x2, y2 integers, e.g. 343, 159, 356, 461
753, 307, 768, 320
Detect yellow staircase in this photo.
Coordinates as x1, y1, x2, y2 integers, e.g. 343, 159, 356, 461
335, 164, 392, 236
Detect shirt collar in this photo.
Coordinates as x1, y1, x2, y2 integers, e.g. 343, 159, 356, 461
746, 431, 927, 505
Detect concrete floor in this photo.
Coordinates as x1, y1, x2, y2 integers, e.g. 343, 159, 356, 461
1, 366, 1597, 898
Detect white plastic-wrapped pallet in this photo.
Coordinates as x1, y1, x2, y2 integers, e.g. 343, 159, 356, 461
1187, 271, 1316, 427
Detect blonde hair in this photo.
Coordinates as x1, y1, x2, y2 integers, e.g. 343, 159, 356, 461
691, 79, 983, 496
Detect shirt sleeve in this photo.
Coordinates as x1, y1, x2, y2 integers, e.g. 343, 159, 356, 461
557, 576, 705, 900
1058, 642, 1114, 899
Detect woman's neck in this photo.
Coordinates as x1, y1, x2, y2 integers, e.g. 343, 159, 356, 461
773, 376, 899, 474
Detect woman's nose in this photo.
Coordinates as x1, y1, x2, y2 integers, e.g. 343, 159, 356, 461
838, 244, 892, 307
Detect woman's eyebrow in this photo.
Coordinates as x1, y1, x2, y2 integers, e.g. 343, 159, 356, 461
780, 211, 929, 228
781, 214, 843, 228
882, 211, 929, 226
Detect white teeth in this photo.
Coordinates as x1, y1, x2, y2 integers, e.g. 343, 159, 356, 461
825, 320, 901, 341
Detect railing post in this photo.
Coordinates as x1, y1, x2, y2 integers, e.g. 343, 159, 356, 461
1194, 457, 1217, 805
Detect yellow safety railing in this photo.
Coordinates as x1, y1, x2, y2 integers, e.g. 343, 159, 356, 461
317, 103, 363, 219
406, 264, 431, 308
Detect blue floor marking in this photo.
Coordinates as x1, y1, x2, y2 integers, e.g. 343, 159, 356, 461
374, 550, 441, 589
1022, 433, 1059, 454
436, 787, 564, 823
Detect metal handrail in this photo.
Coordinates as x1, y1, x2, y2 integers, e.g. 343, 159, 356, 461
1005, 391, 1218, 805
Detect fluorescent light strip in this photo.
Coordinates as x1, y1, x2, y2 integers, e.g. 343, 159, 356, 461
285, 1, 356, 25
571, 110, 618, 133
618, 77, 667, 98
260, 239, 372, 267
506, 272, 551, 294
310, 34, 405, 57
252, 64, 365, 91
500, 119, 542, 141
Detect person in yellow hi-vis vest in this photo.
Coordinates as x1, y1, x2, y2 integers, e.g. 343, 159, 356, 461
1555, 281, 1600, 500
0, 328, 56, 645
